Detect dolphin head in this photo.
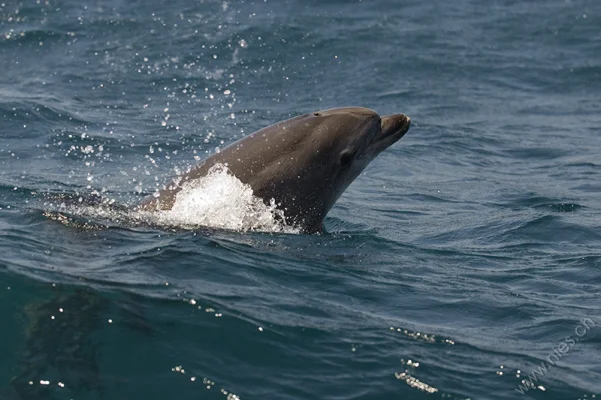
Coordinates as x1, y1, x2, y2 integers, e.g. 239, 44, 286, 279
263, 106, 411, 232
312, 106, 411, 166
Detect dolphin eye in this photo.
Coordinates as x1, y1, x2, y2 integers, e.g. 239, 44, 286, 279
339, 150, 355, 167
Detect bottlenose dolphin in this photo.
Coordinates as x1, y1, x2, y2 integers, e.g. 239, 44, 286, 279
138, 107, 411, 233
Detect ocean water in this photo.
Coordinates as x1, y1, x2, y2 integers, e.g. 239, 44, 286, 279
1, 0, 600, 399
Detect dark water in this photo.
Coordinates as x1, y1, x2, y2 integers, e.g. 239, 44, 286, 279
1, 0, 600, 399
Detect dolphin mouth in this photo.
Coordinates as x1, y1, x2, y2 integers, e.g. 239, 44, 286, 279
370, 113, 411, 154
382, 113, 411, 139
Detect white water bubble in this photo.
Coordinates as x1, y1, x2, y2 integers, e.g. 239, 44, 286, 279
147, 164, 297, 233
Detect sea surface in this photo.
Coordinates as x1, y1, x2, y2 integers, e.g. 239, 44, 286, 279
1, 0, 600, 399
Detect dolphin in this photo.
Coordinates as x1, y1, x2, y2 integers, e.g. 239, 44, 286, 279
138, 107, 411, 233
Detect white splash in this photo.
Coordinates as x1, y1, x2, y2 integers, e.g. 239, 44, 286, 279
147, 164, 297, 233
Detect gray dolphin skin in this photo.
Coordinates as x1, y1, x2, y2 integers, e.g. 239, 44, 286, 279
138, 107, 411, 233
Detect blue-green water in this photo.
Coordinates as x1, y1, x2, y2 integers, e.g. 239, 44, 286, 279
1, 0, 600, 399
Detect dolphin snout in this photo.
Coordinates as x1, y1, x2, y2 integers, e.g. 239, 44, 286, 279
365, 113, 411, 155
381, 114, 411, 139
